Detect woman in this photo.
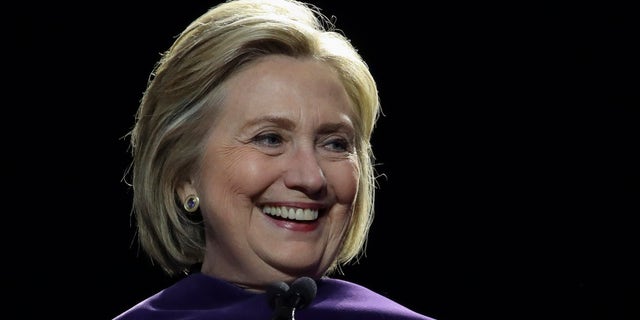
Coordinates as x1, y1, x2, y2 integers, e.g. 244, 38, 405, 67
114, 0, 434, 319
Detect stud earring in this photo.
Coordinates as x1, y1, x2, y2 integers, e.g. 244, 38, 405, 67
184, 194, 200, 212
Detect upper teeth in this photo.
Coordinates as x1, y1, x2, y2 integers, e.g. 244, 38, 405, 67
263, 206, 318, 221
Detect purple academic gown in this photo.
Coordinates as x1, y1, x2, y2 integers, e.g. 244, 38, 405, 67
113, 272, 435, 319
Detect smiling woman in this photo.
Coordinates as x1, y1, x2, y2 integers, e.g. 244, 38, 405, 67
178, 56, 360, 282
112, 0, 434, 319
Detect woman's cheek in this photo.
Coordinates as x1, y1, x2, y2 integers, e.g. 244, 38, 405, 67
327, 160, 359, 204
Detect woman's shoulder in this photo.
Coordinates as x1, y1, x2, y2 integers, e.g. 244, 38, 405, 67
112, 273, 265, 320
308, 277, 435, 320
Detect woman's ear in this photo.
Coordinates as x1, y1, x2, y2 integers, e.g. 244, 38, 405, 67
178, 182, 197, 202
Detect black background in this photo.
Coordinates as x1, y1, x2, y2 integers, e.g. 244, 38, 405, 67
7, 1, 638, 319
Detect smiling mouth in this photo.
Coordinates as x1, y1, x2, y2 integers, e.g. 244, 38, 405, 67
262, 206, 319, 221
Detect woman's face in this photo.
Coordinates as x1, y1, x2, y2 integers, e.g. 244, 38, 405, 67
186, 55, 359, 288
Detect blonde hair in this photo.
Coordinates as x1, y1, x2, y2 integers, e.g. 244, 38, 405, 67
125, 0, 380, 277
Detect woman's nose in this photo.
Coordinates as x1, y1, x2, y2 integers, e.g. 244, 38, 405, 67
282, 147, 326, 195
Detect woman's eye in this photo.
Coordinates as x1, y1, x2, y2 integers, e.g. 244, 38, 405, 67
325, 137, 351, 152
253, 133, 283, 147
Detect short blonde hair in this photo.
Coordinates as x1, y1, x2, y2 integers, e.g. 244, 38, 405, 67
126, 0, 381, 277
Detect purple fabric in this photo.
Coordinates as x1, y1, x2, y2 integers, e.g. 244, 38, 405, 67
113, 273, 434, 319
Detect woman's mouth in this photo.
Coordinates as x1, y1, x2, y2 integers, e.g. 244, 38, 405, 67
262, 206, 319, 221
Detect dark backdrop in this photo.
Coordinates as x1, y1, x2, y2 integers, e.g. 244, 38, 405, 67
7, 1, 638, 319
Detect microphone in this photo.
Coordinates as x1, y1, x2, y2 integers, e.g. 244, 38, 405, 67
287, 277, 317, 310
267, 277, 317, 320
266, 281, 290, 311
